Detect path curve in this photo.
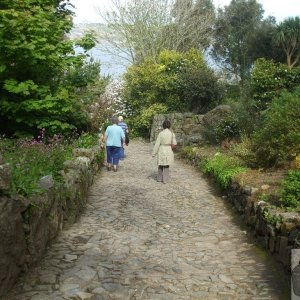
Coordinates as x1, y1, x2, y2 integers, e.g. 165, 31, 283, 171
8, 140, 288, 300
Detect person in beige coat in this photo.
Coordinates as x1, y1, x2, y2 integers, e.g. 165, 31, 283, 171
152, 120, 177, 183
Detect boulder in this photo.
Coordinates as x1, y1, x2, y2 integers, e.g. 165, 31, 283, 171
202, 105, 232, 128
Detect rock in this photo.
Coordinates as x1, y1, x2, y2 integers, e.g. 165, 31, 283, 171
202, 105, 232, 128
64, 157, 91, 172
73, 148, 95, 161
38, 175, 54, 190
219, 275, 234, 284
64, 254, 78, 262
281, 222, 296, 234
75, 267, 97, 282
73, 291, 95, 300
59, 283, 81, 293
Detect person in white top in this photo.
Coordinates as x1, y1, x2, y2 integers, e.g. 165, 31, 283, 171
152, 120, 177, 183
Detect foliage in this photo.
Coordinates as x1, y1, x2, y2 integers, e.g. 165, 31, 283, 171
0, 0, 103, 137
0, 132, 102, 197
250, 17, 285, 64
73, 132, 99, 148
263, 210, 283, 226
251, 58, 300, 109
100, 0, 215, 64
0, 137, 73, 196
211, 0, 265, 84
200, 153, 247, 189
213, 116, 239, 143
123, 49, 221, 137
181, 146, 197, 160
225, 87, 262, 135
84, 79, 129, 133
128, 103, 169, 138
230, 135, 257, 167
274, 17, 300, 69
252, 87, 300, 167
179, 65, 223, 113
279, 170, 300, 208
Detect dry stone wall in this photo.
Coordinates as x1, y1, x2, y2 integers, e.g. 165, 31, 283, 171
150, 105, 232, 146
184, 153, 298, 270
0, 146, 102, 296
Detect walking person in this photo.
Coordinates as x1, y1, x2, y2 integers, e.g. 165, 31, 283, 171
152, 120, 177, 183
118, 115, 129, 160
104, 117, 125, 172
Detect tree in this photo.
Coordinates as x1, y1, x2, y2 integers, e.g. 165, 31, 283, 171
99, 0, 215, 64
211, 0, 264, 85
123, 49, 221, 118
274, 17, 300, 69
0, 0, 99, 136
250, 17, 285, 63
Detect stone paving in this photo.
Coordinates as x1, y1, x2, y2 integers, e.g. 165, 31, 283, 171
7, 141, 289, 300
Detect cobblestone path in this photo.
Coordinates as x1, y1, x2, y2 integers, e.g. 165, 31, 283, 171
8, 141, 289, 300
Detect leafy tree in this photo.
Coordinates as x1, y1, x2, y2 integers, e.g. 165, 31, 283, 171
274, 17, 300, 69
211, 0, 264, 84
123, 49, 222, 137
179, 65, 222, 113
250, 17, 285, 63
99, 0, 215, 63
0, 0, 99, 136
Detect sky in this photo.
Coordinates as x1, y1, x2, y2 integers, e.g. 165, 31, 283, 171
70, 0, 300, 24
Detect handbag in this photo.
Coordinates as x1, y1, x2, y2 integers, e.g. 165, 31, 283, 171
171, 133, 176, 150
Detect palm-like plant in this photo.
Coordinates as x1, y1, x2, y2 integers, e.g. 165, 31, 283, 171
274, 17, 300, 69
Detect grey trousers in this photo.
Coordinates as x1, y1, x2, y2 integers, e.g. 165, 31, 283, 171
157, 165, 170, 183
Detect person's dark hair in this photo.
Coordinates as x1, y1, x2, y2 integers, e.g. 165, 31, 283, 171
162, 120, 171, 129
111, 116, 118, 124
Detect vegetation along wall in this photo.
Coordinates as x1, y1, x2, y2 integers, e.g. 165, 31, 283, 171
0, 146, 102, 296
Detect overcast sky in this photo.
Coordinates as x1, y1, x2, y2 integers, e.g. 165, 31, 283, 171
70, 0, 300, 24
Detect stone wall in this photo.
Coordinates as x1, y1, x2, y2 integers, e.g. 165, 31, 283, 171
150, 105, 232, 146
0, 146, 103, 296
226, 182, 298, 269
184, 154, 298, 270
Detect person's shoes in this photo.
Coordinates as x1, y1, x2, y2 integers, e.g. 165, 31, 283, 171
113, 165, 118, 172
107, 165, 111, 171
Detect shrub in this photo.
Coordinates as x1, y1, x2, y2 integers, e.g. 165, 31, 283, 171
200, 153, 247, 189
251, 58, 300, 110
252, 87, 300, 167
122, 49, 220, 137
214, 116, 240, 143
73, 132, 99, 148
279, 170, 300, 208
230, 135, 257, 167
0, 132, 102, 197
1, 138, 73, 196
128, 103, 168, 138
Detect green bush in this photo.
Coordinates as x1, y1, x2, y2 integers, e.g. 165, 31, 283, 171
1, 138, 73, 196
251, 58, 300, 110
123, 49, 221, 138
0, 132, 102, 197
73, 132, 99, 148
128, 103, 168, 138
214, 116, 240, 142
279, 170, 300, 208
200, 153, 247, 189
230, 135, 257, 167
252, 87, 300, 167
